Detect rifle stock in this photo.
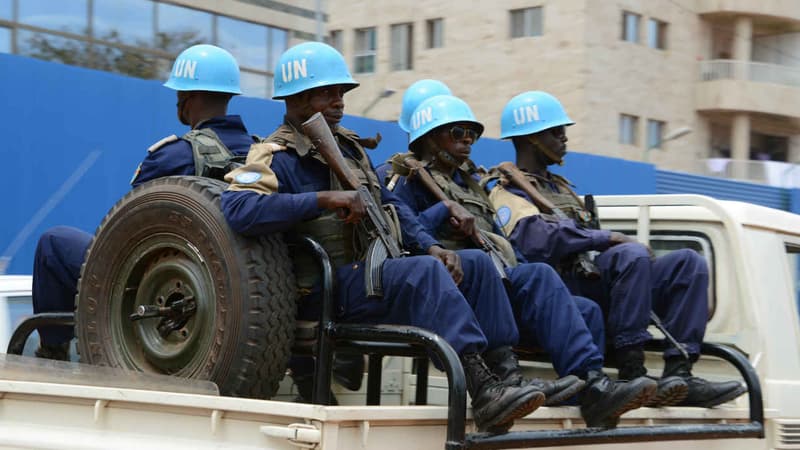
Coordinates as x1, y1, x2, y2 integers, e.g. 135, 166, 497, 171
301, 112, 404, 297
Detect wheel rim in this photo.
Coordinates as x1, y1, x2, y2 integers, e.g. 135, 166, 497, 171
111, 233, 215, 376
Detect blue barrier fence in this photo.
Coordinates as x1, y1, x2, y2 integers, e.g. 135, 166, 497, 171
0, 52, 796, 274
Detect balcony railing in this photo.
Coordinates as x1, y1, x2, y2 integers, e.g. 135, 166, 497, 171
699, 59, 800, 88
693, 158, 800, 188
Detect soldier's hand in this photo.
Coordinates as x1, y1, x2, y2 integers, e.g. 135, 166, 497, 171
317, 191, 366, 224
428, 245, 464, 285
609, 232, 656, 258
445, 200, 477, 239
608, 231, 636, 246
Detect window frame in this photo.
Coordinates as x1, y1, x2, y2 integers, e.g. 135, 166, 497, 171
619, 113, 639, 145
510, 6, 544, 39
353, 26, 377, 74
390, 22, 413, 71
621, 10, 641, 43
426, 18, 443, 49
647, 119, 665, 149
647, 17, 668, 50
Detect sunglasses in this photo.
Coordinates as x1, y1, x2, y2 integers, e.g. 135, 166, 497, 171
448, 125, 480, 143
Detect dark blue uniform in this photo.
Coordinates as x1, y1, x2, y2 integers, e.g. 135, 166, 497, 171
32, 115, 252, 348
221, 125, 521, 356
503, 181, 709, 358
388, 167, 605, 377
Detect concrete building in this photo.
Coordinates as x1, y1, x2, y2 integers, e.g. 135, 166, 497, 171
0, 0, 327, 98
328, 0, 800, 174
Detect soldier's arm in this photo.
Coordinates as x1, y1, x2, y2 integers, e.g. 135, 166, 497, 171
510, 214, 612, 264
131, 138, 195, 187
380, 184, 440, 254
221, 144, 320, 236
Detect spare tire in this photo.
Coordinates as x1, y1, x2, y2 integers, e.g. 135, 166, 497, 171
75, 176, 297, 398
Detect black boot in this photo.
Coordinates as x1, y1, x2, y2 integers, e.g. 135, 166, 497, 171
483, 346, 585, 405
579, 370, 657, 428
663, 356, 747, 408
291, 372, 339, 405
461, 353, 545, 433
332, 354, 365, 391
617, 346, 688, 407
35, 342, 70, 361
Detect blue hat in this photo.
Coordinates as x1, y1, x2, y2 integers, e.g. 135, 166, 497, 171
398, 79, 452, 132
500, 91, 574, 139
409, 95, 484, 144
164, 44, 242, 94
273, 42, 359, 99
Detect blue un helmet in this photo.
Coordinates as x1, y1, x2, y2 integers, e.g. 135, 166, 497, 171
398, 79, 452, 132
272, 42, 359, 99
499, 91, 574, 139
408, 95, 484, 145
163, 44, 242, 94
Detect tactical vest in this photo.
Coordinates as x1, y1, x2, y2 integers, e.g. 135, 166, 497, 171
183, 128, 248, 181
269, 127, 391, 289
428, 168, 497, 250
525, 172, 595, 228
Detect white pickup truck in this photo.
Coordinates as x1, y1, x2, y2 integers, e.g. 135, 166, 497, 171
0, 187, 795, 450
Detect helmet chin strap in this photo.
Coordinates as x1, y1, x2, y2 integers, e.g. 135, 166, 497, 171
530, 136, 564, 166
433, 149, 461, 170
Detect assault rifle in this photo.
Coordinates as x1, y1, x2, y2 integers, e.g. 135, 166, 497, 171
391, 154, 511, 282
301, 112, 404, 297
496, 162, 600, 279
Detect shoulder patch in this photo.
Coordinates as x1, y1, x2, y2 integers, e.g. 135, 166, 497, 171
234, 171, 262, 184
148, 134, 179, 153
496, 206, 512, 227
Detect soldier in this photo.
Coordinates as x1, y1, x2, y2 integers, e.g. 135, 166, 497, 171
221, 42, 546, 433
32, 44, 253, 360
492, 90, 747, 408
386, 93, 658, 428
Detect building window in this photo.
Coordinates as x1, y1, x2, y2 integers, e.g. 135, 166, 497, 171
390, 23, 413, 71
619, 114, 639, 145
19, 0, 88, 35
1, 0, 12, 19
328, 29, 343, 52
0, 27, 10, 53
621, 11, 640, 43
155, 2, 213, 53
93, 0, 155, 46
647, 18, 668, 49
647, 119, 665, 149
426, 18, 444, 49
510, 7, 543, 38
354, 27, 376, 74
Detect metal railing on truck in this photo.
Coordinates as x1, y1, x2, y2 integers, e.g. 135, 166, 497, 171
8, 235, 764, 449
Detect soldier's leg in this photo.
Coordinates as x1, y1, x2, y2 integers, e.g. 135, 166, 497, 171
573, 295, 606, 353
506, 262, 602, 377
595, 242, 689, 406
651, 249, 709, 357
455, 249, 518, 348
593, 242, 653, 354
32, 226, 92, 359
339, 255, 545, 433
652, 250, 746, 407
505, 262, 656, 427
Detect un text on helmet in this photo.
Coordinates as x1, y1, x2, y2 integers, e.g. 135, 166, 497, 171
411, 107, 433, 131
173, 59, 198, 79
513, 105, 540, 125
281, 59, 308, 82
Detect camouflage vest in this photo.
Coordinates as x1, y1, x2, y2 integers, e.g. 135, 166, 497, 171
428, 167, 497, 250
267, 125, 387, 289
183, 128, 245, 181
524, 171, 595, 227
